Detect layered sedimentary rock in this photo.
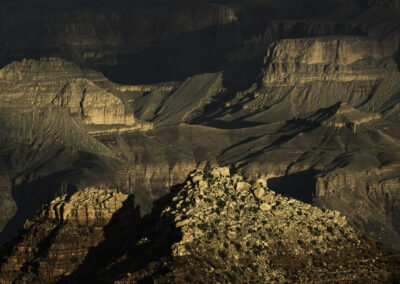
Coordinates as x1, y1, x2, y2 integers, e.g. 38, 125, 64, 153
0, 0, 399, 268
0, 0, 237, 83
0, 188, 137, 282
0, 58, 139, 128
314, 167, 400, 248
307, 102, 381, 129
2, 169, 398, 283
221, 36, 400, 124
263, 37, 398, 85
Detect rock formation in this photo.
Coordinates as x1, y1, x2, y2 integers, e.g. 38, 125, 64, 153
0, 0, 238, 83
0, 0, 399, 271
158, 168, 400, 282
0, 58, 144, 129
223, 36, 400, 124
263, 37, 398, 85
1, 169, 399, 283
0, 188, 137, 282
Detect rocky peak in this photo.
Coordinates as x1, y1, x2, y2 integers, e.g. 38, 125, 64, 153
1, 169, 399, 283
0, 188, 137, 282
155, 167, 400, 282
36, 188, 128, 227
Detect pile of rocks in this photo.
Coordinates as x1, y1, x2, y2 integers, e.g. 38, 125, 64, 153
160, 167, 399, 282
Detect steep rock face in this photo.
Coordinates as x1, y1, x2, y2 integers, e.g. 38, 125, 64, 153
263, 37, 398, 85
0, 58, 133, 126
0, 188, 137, 282
0, 58, 147, 129
221, 36, 400, 123
315, 168, 400, 248
40, 188, 129, 226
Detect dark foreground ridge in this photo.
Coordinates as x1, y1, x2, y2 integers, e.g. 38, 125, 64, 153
1, 168, 399, 283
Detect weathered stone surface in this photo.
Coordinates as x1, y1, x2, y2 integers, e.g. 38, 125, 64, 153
0, 188, 136, 283
0, 58, 152, 132
39, 187, 128, 226
159, 168, 400, 283
254, 187, 265, 199
1, 169, 399, 283
263, 37, 398, 85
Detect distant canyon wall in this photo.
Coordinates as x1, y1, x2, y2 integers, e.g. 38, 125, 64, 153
0, 1, 237, 72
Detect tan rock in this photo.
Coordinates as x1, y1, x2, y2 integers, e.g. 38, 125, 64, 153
236, 181, 250, 191
254, 187, 265, 199
260, 203, 272, 211
211, 167, 230, 178
176, 219, 190, 228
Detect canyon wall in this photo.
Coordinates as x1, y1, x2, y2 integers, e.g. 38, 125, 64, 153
0, 58, 149, 130
263, 37, 398, 84
0, 0, 238, 83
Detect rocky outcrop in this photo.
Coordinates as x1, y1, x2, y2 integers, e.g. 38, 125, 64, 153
262, 37, 398, 85
0, 188, 137, 283
1, 169, 399, 283
39, 188, 128, 226
157, 168, 399, 282
0, 58, 152, 132
221, 36, 400, 124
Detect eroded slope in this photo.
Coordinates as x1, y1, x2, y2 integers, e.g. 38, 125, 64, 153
1, 169, 399, 283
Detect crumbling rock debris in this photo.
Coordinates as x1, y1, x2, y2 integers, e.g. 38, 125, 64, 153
158, 168, 400, 283
1, 170, 399, 283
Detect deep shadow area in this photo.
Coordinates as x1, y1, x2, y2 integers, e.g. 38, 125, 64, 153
0, 2, 242, 85
102, 23, 239, 84
58, 185, 183, 283
189, 56, 266, 126
0, 173, 76, 245
267, 169, 320, 203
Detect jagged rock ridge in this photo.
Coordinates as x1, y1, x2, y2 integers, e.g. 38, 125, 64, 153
1, 169, 399, 283
0, 188, 137, 282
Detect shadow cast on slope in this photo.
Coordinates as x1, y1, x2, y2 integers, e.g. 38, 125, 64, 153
0, 173, 76, 245
267, 169, 320, 204
58, 185, 183, 283
395, 44, 400, 73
